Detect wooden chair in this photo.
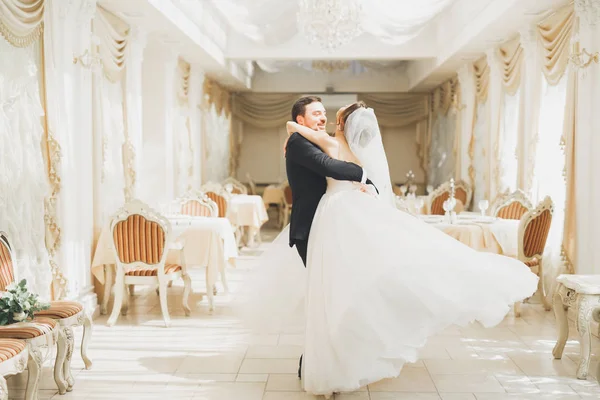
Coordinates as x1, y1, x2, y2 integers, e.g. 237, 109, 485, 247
492, 189, 533, 220
180, 190, 218, 217
177, 190, 228, 303
514, 196, 554, 317
107, 200, 192, 327
0, 232, 76, 396
204, 188, 230, 219
0, 339, 28, 400
428, 180, 471, 215
246, 173, 257, 195
223, 177, 248, 195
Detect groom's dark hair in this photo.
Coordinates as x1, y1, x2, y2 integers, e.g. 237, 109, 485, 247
291, 96, 322, 123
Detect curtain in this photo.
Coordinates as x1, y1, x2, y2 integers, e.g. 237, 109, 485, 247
532, 74, 568, 303
174, 58, 193, 195
456, 64, 477, 186
538, 5, 574, 85
357, 93, 429, 128
203, 103, 231, 182
0, 36, 52, 297
0, 0, 45, 47
495, 36, 523, 194
92, 7, 128, 234
471, 56, 490, 206
232, 93, 299, 128
427, 78, 458, 188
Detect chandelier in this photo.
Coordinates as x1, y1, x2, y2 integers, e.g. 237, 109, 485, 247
297, 0, 363, 52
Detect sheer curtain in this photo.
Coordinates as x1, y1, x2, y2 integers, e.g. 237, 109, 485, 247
531, 73, 568, 302
472, 102, 488, 207
203, 104, 231, 182
0, 37, 52, 297
497, 90, 520, 192
428, 112, 456, 188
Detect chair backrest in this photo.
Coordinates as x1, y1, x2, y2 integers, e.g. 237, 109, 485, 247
179, 190, 218, 217
428, 180, 470, 215
110, 200, 171, 268
518, 196, 554, 262
493, 189, 533, 220
205, 190, 230, 218
283, 185, 293, 206
223, 177, 248, 195
0, 232, 15, 292
246, 173, 257, 195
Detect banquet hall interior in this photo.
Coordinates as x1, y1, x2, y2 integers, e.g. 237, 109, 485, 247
1, 0, 600, 399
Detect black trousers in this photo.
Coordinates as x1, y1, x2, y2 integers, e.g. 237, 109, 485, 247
293, 239, 308, 377
294, 239, 308, 267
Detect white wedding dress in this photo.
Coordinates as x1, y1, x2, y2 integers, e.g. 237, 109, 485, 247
237, 108, 539, 396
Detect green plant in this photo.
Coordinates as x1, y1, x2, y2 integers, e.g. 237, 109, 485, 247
0, 279, 50, 325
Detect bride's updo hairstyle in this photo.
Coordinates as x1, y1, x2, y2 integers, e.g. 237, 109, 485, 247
338, 101, 367, 131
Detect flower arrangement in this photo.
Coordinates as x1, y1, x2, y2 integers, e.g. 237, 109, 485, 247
0, 279, 50, 325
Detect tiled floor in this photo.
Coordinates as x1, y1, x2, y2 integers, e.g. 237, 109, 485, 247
7, 230, 600, 399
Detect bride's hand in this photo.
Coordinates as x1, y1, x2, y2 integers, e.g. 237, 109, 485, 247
283, 136, 289, 156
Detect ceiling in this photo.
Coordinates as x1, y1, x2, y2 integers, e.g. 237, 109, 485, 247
99, 0, 570, 93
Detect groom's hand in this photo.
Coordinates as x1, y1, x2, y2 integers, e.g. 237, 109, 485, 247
366, 179, 379, 194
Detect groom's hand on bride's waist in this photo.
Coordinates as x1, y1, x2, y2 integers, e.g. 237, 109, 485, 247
366, 179, 379, 194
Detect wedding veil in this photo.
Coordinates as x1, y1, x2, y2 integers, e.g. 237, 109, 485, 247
344, 107, 396, 207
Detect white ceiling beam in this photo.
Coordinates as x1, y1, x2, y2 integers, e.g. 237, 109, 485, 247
225, 26, 439, 61
250, 67, 410, 93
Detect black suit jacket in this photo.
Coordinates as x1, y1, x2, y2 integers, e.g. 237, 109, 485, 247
285, 133, 366, 246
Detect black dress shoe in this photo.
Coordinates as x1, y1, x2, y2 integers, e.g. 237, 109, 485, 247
298, 354, 303, 379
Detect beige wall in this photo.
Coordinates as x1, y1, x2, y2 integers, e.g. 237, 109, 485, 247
237, 121, 425, 186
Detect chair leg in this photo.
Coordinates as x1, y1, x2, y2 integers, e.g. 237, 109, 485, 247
514, 302, 521, 318
107, 272, 125, 327
206, 267, 215, 312
101, 265, 114, 315
182, 274, 192, 317
538, 263, 551, 311
0, 375, 7, 400
25, 346, 42, 400
121, 284, 129, 316
54, 329, 69, 394
158, 280, 171, 328
62, 327, 75, 391
81, 313, 93, 370
128, 285, 135, 296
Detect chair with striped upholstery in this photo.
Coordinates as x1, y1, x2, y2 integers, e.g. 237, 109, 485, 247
204, 189, 231, 219
0, 232, 70, 395
108, 200, 192, 328
223, 177, 248, 195
0, 339, 28, 400
179, 190, 219, 217
427, 180, 471, 215
492, 189, 533, 220
514, 196, 554, 317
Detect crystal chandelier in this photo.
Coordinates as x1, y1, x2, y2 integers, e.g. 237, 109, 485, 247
297, 0, 363, 52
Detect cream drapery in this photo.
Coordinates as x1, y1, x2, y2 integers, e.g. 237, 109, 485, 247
561, 66, 577, 275
357, 93, 429, 128
538, 5, 574, 85
0, 0, 44, 47
174, 58, 193, 194
471, 56, 490, 205
495, 36, 524, 194
203, 77, 231, 117
201, 77, 232, 181
428, 78, 458, 187
94, 6, 128, 83
232, 93, 299, 128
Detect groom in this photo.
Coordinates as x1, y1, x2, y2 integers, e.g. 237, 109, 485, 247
284, 96, 376, 378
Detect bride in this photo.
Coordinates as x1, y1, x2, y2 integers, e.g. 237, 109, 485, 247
241, 102, 539, 398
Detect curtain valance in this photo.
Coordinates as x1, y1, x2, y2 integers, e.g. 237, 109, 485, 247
538, 4, 574, 85
497, 35, 524, 95
357, 93, 429, 127
94, 7, 128, 83
0, 0, 45, 47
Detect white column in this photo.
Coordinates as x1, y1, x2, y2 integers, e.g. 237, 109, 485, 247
574, 0, 600, 273
485, 47, 502, 201
456, 62, 476, 185
124, 26, 147, 199
189, 65, 205, 188
518, 26, 542, 193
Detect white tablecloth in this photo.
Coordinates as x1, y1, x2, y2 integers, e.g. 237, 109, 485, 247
91, 216, 238, 286
422, 215, 519, 256
228, 195, 269, 229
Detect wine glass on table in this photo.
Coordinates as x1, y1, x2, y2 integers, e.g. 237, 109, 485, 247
478, 199, 489, 219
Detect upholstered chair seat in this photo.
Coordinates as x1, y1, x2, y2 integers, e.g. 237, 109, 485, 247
35, 301, 84, 319
0, 318, 57, 340
0, 339, 29, 399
